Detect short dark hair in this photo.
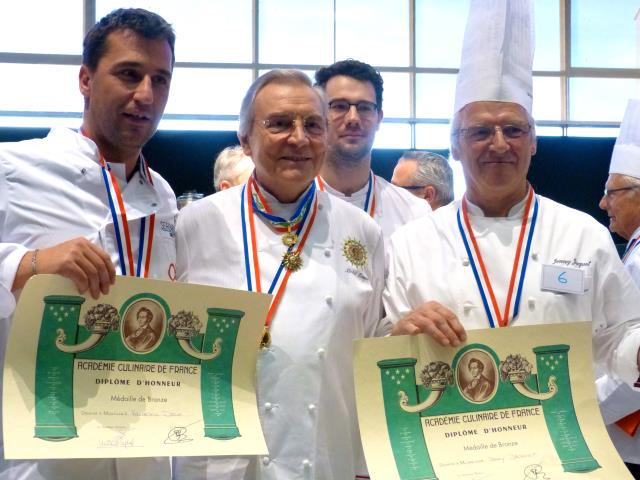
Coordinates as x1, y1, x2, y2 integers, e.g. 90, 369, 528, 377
83, 8, 175, 71
468, 358, 484, 372
315, 59, 384, 110
136, 307, 154, 324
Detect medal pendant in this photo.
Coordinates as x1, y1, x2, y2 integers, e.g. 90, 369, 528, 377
282, 231, 298, 247
260, 327, 272, 348
282, 251, 303, 271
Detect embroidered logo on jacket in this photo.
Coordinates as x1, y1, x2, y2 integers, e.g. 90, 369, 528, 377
342, 238, 367, 268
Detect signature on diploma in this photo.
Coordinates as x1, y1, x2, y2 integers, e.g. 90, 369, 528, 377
164, 426, 194, 444
97, 433, 140, 449
523, 464, 550, 480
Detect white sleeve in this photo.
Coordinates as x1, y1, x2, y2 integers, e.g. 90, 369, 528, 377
0, 157, 24, 316
591, 231, 640, 387
382, 230, 414, 324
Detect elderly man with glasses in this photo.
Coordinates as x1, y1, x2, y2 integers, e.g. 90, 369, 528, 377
597, 99, 640, 478
385, 0, 640, 416
391, 150, 454, 210
174, 69, 390, 479
314, 59, 430, 248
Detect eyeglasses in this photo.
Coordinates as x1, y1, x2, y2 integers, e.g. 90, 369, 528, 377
603, 186, 640, 198
328, 100, 379, 118
454, 124, 532, 142
262, 114, 326, 137
396, 184, 427, 190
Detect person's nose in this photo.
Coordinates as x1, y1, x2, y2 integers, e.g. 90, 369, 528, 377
133, 75, 154, 104
287, 120, 310, 146
598, 194, 608, 211
489, 126, 509, 154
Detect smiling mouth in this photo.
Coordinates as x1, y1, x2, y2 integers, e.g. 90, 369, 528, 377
123, 112, 151, 122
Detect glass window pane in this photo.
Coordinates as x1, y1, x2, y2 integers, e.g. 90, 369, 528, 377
0, 64, 82, 112
532, 76, 561, 121
373, 123, 411, 149
535, 126, 563, 137
415, 123, 452, 150
381, 73, 410, 118
0, 2, 83, 54
259, 0, 333, 65
567, 127, 619, 138
165, 68, 253, 116
336, 0, 409, 67
571, 0, 638, 68
97, 1, 253, 63
534, 0, 561, 71
416, 74, 457, 119
159, 119, 239, 131
415, 0, 470, 68
569, 78, 638, 122
0, 116, 80, 129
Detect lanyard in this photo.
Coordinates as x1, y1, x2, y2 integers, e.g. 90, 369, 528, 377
82, 130, 156, 277
316, 171, 376, 217
457, 188, 538, 328
622, 235, 640, 264
241, 179, 318, 343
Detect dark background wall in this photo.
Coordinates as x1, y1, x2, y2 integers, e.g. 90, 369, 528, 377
0, 127, 617, 241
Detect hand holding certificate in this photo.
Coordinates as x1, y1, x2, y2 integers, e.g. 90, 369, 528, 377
3, 274, 270, 459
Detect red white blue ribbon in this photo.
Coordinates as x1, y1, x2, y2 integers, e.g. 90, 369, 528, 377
622, 235, 640, 264
241, 178, 318, 328
316, 171, 376, 217
98, 153, 156, 278
457, 188, 538, 328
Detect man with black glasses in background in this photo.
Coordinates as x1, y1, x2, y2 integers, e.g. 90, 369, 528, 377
314, 60, 430, 248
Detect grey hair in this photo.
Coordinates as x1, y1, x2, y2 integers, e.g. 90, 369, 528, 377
620, 174, 640, 187
449, 103, 537, 158
213, 145, 254, 191
399, 150, 454, 205
238, 69, 327, 138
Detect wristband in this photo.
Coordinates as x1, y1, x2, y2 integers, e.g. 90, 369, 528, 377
31, 249, 39, 276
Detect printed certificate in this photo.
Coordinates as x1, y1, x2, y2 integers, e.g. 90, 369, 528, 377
3, 274, 270, 459
354, 322, 632, 480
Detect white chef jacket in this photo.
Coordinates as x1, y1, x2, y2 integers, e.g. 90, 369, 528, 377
384, 194, 640, 388
173, 183, 389, 480
0, 127, 177, 480
597, 224, 640, 464
318, 173, 431, 243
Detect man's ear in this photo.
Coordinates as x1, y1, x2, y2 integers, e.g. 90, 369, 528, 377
79, 65, 92, 98
530, 136, 537, 156
424, 185, 437, 202
238, 134, 252, 157
218, 180, 232, 191
375, 109, 384, 131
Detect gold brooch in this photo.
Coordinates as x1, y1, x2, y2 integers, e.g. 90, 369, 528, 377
282, 231, 298, 248
342, 238, 367, 268
282, 251, 303, 271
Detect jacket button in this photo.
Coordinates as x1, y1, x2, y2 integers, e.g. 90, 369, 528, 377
325, 295, 333, 305
317, 347, 326, 358
264, 402, 273, 411
262, 456, 270, 466
531, 252, 538, 260
528, 297, 535, 309
302, 459, 312, 469
462, 258, 470, 266
308, 403, 316, 413
324, 248, 331, 257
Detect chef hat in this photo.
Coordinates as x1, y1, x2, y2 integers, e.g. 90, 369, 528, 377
453, 0, 535, 115
610, 99, 640, 179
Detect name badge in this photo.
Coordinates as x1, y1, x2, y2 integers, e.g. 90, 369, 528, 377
541, 264, 589, 294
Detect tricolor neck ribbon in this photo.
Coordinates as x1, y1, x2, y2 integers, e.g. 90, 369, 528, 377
316, 171, 376, 217
82, 130, 156, 277
456, 188, 538, 328
622, 234, 640, 264
241, 178, 318, 329
251, 177, 315, 233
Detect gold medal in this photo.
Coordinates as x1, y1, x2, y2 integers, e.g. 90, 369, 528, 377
260, 327, 272, 348
282, 251, 303, 271
282, 230, 298, 247
342, 238, 368, 267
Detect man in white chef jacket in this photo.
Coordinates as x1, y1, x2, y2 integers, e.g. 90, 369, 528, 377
0, 8, 178, 479
597, 99, 640, 477
174, 69, 389, 479
385, 0, 640, 409
314, 59, 431, 246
